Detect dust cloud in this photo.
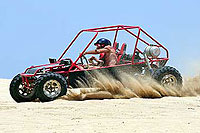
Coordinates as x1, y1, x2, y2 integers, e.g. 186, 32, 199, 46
61, 71, 200, 100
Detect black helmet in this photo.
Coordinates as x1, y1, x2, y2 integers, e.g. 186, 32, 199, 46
94, 38, 111, 48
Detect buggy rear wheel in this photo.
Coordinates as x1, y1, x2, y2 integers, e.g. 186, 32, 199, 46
153, 66, 183, 88
9, 74, 36, 102
35, 72, 67, 102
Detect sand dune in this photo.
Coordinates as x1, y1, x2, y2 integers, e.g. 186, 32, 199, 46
1, 77, 200, 132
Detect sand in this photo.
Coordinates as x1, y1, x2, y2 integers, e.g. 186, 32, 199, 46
1, 78, 200, 133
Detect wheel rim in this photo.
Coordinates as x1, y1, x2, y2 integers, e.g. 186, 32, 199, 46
43, 80, 62, 98
18, 84, 35, 98
161, 74, 177, 87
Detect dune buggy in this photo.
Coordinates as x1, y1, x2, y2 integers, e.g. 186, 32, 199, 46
10, 25, 182, 102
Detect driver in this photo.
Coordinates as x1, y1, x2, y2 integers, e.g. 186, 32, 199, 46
84, 38, 117, 66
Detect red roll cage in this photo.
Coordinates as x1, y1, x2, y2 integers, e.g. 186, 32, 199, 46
20, 25, 169, 88
58, 25, 169, 69
22, 25, 169, 77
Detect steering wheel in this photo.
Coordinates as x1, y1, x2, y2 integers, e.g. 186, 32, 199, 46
80, 54, 89, 66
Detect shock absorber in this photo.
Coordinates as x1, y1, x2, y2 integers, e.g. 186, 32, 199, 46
143, 52, 154, 74
143, 45, 161, 75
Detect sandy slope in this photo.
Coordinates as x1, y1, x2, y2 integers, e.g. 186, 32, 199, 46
1, 79, 200, 133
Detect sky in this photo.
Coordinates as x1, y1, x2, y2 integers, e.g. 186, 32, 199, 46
0, 0, 200, 79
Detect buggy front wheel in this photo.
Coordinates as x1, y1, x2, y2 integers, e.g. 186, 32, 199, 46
35, 72, 67, 102
9, 74, 36, 102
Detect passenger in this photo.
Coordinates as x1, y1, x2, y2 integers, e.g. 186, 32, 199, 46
84, 38, 118, 66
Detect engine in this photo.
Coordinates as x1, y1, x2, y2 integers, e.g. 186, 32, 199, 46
144, 45, 160, 58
